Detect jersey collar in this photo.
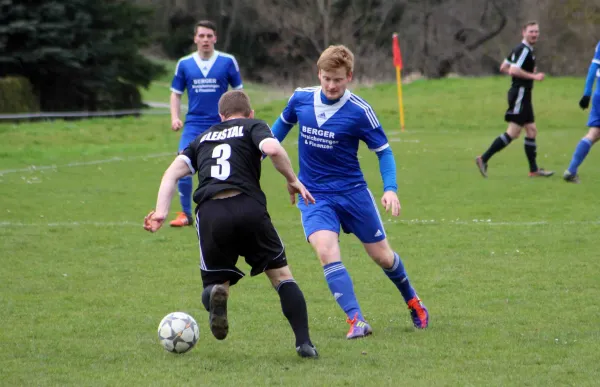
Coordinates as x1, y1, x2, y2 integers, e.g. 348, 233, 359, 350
313, 87, 351, 127
193, 50, 219, 77
521, 40, 534, 51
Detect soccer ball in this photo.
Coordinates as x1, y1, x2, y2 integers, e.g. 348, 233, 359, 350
157, 312, 200, 353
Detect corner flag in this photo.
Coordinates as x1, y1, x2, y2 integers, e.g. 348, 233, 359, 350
392, 33, 405, 131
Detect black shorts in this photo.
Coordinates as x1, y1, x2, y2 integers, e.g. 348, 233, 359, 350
504, 86, 534, 126
194, 193, 287, 287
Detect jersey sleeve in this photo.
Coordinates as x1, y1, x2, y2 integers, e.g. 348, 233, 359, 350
593, 41, 600, 65
178, 139, 199, 173
508, 46, 530, 69
353, 96, 389, 152
171, 58, 186, 95
249, 121, 277, 153
227, 56, 243, 89
280, 92, 299, 125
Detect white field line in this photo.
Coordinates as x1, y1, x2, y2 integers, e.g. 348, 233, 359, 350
1, 219, 599, 228
0, 152, 174, 175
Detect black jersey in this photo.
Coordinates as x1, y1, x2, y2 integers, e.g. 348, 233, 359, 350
179, 118, 275, 206
506, 42, 536, 89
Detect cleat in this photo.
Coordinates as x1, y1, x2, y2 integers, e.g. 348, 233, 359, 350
296, 343, 319, 359
169, 212, 193, 227
208, 285, 229, 340
528, 168, 554, 177
407, 297, 429, 329
346, 313, 373, 339
475, 156, 488, 178
563, 170, 580, 184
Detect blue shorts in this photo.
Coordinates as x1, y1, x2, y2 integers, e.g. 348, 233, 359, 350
588, 94, 600, 128
178, 124, 212, 152
297, 188, 386, 244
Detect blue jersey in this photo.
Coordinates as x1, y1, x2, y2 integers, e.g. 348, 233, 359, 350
591, 41, 600, 97
171, 51, 243, 126
280, 87, 389, 193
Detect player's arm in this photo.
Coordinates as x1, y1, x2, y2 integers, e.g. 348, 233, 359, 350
499, 59, 511, 74
357, 102, 401, 216
144, 153, 195, 233
170, 92, 183, 131
579, 43, 600, 109
507, 47, 544, 81
270, 117, 294, 142
270, 92, 299, 142
508, 66, 543, 81
227, 56, 243, 90
170, 59, 186, 131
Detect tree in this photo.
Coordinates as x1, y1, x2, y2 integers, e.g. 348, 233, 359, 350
0, 0, 165, 111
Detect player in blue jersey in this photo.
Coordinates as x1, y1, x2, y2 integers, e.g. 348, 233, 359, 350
270, 45, 429, 339
563, 41, 600, 183
169, 20, 243, 227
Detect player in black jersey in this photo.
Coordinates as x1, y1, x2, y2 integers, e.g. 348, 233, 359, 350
144, 90, 318, 358
476, 21, 554, 178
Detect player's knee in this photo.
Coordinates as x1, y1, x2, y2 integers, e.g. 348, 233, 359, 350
314, 246, 341, 265
310, 239, 341, 265
586, 127, 600, 142
524, 126, 537, 138
266, 266, 293, 287
364, 242, 394, 268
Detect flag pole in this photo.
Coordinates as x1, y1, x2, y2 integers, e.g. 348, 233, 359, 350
392, 33, 405, 132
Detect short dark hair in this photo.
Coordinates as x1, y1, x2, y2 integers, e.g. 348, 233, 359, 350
218, 90, 252, 118
522, 20, 538, 30
195, 20, 217, 35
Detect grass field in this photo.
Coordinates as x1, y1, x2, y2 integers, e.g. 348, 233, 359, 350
1, 77, 599, 386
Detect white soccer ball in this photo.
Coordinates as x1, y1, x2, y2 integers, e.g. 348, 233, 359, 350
157, 312, 200, 354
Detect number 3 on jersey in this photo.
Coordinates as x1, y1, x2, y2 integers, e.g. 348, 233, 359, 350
211, 144, 231, 180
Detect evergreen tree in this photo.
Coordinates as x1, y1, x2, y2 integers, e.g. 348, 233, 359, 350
0, 0, 165, 111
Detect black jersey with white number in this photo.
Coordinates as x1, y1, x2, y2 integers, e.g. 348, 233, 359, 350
506, 42, 536, 89
179, 118, 275, 206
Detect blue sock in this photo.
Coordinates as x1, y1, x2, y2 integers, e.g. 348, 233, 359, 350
178, 176, 193, 216
567, 138, 593, 174
323, 262, 364, 321
383, 252, 417, 303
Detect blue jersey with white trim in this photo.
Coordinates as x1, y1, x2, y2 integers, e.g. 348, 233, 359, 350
280, 87, 389, 193
592, 41, 600, 97
171, 51, 243, 126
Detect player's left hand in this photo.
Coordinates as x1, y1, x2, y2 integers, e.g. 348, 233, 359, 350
143, 210, 166, 233
381, 191, 401, 217
579, 95, 591, 110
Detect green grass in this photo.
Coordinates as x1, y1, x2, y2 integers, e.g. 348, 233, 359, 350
1, 77, 600, 386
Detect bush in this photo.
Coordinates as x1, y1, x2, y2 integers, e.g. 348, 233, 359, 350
0, 76, 40, 114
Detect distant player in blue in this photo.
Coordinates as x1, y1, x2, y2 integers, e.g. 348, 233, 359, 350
169, 20, 243, 226
563, 41, 600, 183
270, 45, 429, 339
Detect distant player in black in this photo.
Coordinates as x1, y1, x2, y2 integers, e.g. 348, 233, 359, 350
476, 21, 554, 178
144, 90, 318, 358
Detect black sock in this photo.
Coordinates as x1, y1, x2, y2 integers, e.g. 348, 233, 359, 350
482, 132, 512, 163
276, 280, 311, 347
201, 285, 214, 311
524, 137, 538, 172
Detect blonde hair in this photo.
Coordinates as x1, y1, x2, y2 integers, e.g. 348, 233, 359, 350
317, 45, 354, 75
218, 90, 252, 118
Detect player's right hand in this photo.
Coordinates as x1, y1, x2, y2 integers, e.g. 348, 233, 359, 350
287, 180, 316, 206
143, 210, 166, 233
171, 118, 183, 131
534, 72, 545, 81
579, 95, 591, 110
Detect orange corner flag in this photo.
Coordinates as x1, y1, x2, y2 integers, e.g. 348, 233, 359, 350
392, 33, 403, 69
392, 33, 405, 131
